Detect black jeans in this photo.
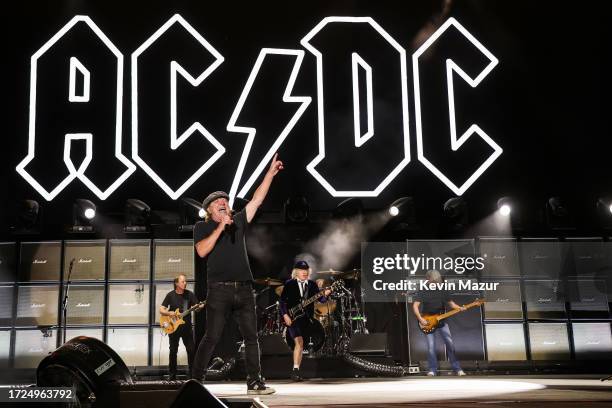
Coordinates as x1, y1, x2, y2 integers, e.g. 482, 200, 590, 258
168, 323, 195, 376
192, 283, 261, 379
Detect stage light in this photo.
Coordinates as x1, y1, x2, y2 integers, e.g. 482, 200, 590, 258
71, 199, 96, 232
124, 199, 151, 233
597, 197, 612, 215
283, 195, 310, 223
497, 197, 513, 216
10, 199, 42, 234
180, 197, 205, 231
443, 197, 468, 231
332, 198, 363, 220
545, 196, 574, 230
389, 197, 413, 218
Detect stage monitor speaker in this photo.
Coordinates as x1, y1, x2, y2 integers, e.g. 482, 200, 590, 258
109, 239, 150, 280
0, 285, 14, 326
66, 285, 105, 325
0, 242, 16, 282
37, 336, 132, 407
572, 322, 612, 360
19, 241, 61, 281
479, 238, 520, 277
528, 323, 570, 360
349, 333, 388, 355
170, 379, 227, 408
154, 239, 195, 280
15, 285, 59, 326
483, 280, 523, 320
259, 334, 291, 356
64, 240, 106, 281
518, 238, 562, 278
524, 280, 566, 319
484, 323, 527, 361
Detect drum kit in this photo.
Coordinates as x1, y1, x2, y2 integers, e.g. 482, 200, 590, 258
254, 268, 367, 356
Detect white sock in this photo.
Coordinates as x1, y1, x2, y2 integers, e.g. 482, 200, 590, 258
293, 365, 299, 369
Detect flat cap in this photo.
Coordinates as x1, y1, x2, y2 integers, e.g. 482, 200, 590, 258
202, 191, 229, 210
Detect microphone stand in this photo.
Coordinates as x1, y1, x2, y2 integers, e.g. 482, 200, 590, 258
61, 258, 76, 344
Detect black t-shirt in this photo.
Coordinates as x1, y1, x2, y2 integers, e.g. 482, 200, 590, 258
161, 289, 198, 324
193, 209, 253, 282
414, 290, 453, 316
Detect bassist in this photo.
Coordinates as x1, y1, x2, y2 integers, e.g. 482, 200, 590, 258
160, 273, 203, 380
412, 270, 466, 377
280, 261, 331, 381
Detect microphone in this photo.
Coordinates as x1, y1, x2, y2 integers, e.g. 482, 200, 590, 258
225, 209, 236, 233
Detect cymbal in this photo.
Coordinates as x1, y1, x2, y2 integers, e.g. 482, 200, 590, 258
316, 269, 344, 276
275, 285, 284, 296
254, 278, 283, 286
340, 269, 360, 280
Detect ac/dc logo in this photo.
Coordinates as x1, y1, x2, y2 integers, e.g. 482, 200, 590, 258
16, 14, 501, 203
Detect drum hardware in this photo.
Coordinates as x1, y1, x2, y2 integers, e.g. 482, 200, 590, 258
254, 277, 284, 286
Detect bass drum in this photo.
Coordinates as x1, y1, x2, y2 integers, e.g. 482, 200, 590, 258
283, 319, 325, 353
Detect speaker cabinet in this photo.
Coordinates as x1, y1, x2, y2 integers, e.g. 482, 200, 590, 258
524, 280, 566, 319
519, 238, 562, 279
0, 286, 14, 326
65, 328, 103, 342
572, 322, 612, 360
446, 286, 485, 361
568, 280, 609, 319
483, 280, 523, 320
0, 330, 10, 368
528, 323, 570, 360
566, 238, 607, 277
109, 240, 150, 280
349, 333, 388, 355
154, 240, 194, 280
19, 242, 61, 282
107, 284, 149, 325
66, 285, 105, 325
259, 333, 291, 356
106, 327, 149, 366
16, 285, 59, 326
484, 323, 527, 361
14, 328, 58, 368
405, 239, 475, 277
0, 242, 16, 283
479, 238, 520, 277
152, 328, 189, 365
64, 240, 106, 281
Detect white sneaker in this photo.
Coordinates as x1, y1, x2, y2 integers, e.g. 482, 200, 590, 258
456, 370, 466, 376
426, 371, 436, 376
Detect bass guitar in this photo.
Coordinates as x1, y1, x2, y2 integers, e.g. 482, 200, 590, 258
419, 299, 485, 334
287, 280, 344, 322
160, 300, 206, 335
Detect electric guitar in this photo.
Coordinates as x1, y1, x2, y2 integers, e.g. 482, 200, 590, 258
286, 280, 344, 322
160, 300, 206, 335
418, 299, 485, 334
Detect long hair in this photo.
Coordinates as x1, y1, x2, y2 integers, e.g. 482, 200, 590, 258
424, 269, 443, 283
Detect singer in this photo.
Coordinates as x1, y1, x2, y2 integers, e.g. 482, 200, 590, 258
191, 153, 284, 395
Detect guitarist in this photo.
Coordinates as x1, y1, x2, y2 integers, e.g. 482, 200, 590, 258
412, 270, 466, 377
280, 260, 331, 381
159, 273, 203, 380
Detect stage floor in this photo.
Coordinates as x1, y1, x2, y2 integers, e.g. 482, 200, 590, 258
209, 375, 612, 407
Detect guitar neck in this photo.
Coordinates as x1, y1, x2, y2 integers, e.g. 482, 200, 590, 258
179, 301, 205, 318
291, 289, 327, 313
437, 300, 482, 321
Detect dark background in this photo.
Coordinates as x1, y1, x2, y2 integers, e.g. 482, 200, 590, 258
1, 0, 611, 237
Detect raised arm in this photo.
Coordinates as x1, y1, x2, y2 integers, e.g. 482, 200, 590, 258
245, 153, 284, 223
